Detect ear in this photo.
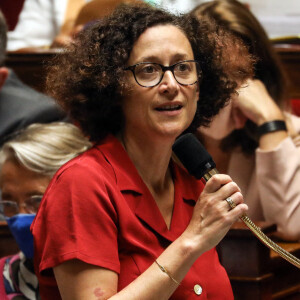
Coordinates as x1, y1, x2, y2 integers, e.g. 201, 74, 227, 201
0, 67, 8, 90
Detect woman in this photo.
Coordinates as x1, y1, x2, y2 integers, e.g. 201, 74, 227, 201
190, 0, 300, 241
32, 4, 252, 299
0, 122, 91, 300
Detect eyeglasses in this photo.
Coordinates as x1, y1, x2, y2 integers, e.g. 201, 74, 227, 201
0, 195, 43, 217
124, 60, 201, 87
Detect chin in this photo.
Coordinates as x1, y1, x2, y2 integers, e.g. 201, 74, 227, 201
152, 118, 193, 139
156, 126, 184, 139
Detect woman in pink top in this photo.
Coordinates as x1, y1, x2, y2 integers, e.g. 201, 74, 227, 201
191, 0, 300, 241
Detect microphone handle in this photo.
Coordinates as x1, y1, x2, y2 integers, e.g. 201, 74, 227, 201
203, 168, 300, 269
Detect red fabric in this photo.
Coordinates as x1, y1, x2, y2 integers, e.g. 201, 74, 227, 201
291, 99, 300, 116
32, 135, 233, 300
0, 0, 25, 31
0, 256, 9, 300
0, 254, 24, 300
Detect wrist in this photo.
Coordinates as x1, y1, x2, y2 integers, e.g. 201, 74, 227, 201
177, 232, 206, 260
255, 109, 284, 126
257, 120, 287, 138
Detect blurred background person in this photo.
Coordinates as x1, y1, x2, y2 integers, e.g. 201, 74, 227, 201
5, 0, 91, 51
0, 122, 91, 300
3, 0, 146, 51
53, 0, 146, 48
0, 10, 65, 147
190, 0, 300, 241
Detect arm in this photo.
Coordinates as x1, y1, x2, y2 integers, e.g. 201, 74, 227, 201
53, 174, 248, 300
235, 79, 288, 151
235, 80, 300, 240
256, 135, 300, 240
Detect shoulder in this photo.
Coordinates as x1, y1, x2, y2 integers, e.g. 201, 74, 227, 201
57, 146, 116, 182
0, 70, 65, 140
2, 70, 57, 105
47, 146, 117, 198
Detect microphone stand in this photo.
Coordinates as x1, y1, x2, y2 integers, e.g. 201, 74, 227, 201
203, 168, 300, 269
173, 133, 300, 269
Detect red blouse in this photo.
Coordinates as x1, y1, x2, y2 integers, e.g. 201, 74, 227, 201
32, 135, 233, 299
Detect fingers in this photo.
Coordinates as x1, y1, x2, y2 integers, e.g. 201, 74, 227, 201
227, 202, 248, 222
201, 174, 247, 218
223, 192, 245, 212
203, 174, 232, 193
224, 191, 243, 207
186, 174, 248, 252
204, 174, 240, 195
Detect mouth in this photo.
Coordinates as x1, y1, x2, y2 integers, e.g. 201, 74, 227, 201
155, 104, 183, 111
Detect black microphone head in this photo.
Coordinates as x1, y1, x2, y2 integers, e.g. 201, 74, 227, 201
172, 133, 216, 179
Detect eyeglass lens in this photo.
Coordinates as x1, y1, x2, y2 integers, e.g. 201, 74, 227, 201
134, 61, 199, 87
0, 201, 19, 218
0, 195, 43, 217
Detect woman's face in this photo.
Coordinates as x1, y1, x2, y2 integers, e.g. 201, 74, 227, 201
122, 25, 199, 141
0, 158, 50, 214
198, 98, 247, 141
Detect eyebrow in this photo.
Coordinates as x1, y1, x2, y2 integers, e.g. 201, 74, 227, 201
137, 53, 191, 64
25, 192, 44, 198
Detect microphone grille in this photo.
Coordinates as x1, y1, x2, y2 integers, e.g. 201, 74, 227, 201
172, 133, 216, 179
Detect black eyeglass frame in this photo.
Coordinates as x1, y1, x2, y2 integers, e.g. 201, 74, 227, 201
124, 60, 202, 88
0, 195, 43, 217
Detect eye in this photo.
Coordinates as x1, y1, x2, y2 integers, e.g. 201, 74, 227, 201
136, 64, 160, 75
142, 65, 156, 73
175, 62, 191, 73
24, 195, 43, 214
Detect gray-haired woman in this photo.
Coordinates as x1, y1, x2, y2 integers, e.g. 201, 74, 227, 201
0, 122, 91, 300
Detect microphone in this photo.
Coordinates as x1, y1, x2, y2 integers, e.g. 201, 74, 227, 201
172, 132, 218, 182
172, 132, 300, 269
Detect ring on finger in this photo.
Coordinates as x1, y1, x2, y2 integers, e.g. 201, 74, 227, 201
225, 197, 236, 210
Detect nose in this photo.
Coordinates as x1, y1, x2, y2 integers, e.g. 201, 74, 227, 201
159, 70, 179, 94
19, 205, 28, 214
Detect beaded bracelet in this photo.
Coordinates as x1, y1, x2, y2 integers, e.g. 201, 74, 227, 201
155, 260, 180, 285
257, 120, 287, 138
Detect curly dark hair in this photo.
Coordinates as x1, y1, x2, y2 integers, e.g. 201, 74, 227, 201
191, 0, 288, 154
47, 4, 253, 142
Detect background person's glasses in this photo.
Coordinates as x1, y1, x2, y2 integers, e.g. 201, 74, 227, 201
0, 195, 43, 217
124, 60, 201, 87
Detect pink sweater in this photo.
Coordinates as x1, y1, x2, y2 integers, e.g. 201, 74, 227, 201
228, 114, 300, 240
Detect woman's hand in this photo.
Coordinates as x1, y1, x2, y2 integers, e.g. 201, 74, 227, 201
234, 79, 284, 126
183, 174, 248, 254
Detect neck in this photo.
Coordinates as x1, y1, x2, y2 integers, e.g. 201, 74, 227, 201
118, 131, 180, 229
119, 132, 174, 192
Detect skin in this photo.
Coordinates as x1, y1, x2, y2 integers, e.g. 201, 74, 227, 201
120, 25, 200, 227
0, 158, 49, 214
199, 79, 289, 172
235, 79, 288, 150
53, 24, 248, 300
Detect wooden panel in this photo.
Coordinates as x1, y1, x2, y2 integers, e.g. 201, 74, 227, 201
275, 45, 300, 100
218, 221, 300, 299
5, 49, 59, 93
